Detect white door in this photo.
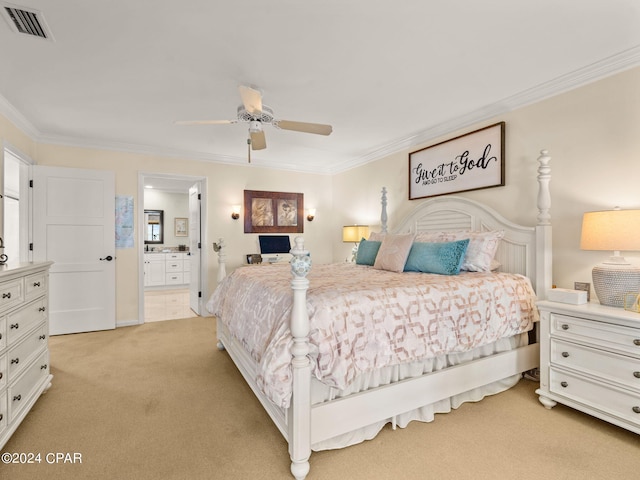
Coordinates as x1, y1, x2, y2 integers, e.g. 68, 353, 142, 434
188, 183, 201, 314
33, 166, 116, 335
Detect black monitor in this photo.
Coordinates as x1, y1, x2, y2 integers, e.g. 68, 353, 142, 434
258, 235, 291, 255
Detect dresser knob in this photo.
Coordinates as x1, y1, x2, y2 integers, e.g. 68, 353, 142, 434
2, 292, 11, 299
39, 306, 46, 312
33, 281, 40, 287
633, 406, 640, 414
0, 413, 3, 421
560, 381, 568, 388
561, 352, 570, 358
11, 358, 19, 365
634, 372, 640, 379
634, 339, 640, 346
0, 372, 3, 379
41, 364, 48, 370
13, 394, 21, 402
561, 324, 569, 330
39, 335, 46, 340
10, 323, 18, 329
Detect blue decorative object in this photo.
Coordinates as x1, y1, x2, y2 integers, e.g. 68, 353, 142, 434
355, 238, 381, 266
404, 239, 470, 275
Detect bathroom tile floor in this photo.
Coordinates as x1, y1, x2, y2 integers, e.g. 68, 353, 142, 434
144, 288, 198, 322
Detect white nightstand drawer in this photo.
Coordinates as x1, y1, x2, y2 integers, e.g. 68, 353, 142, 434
0, 278, 24, 314
24, 271, 47, 302
551, 313, 640, 356
550, 368, 640, 427
551, 338, 640, 391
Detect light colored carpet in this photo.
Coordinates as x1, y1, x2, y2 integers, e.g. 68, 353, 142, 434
3, 316, 639, 479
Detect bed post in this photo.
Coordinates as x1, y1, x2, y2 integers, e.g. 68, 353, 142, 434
213, 238, 227, 283
380, 186, 388, 233
535, 150, 552, 300
288, 237, 312, 480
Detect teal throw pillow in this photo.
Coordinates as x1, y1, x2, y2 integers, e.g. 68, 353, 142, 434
355, 238, 381, 266
403, 239, 470, 275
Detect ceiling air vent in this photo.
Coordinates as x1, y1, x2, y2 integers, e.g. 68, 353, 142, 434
1, 3, 54, 40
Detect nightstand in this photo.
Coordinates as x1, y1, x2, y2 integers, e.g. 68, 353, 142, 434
536, 300, 640, 434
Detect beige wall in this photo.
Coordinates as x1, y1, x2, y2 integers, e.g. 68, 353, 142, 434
333, 65, 640, 299
1, 65, 639, 320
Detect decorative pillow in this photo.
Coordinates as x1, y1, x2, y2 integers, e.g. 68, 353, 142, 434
373, 233, 415, 272
460, 231, 504, 272
368, 231, 385, 241
404, 239, 470, 275
355, 238, 381, 266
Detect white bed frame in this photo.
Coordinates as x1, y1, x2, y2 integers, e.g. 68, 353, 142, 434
214, 150, 552, 480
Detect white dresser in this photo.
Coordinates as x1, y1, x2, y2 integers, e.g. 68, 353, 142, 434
0, 262, 53, 449
536, 300, 640, 434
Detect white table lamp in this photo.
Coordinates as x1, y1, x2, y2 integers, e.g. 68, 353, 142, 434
580, 209, 640, 307
343, 225, 370, 262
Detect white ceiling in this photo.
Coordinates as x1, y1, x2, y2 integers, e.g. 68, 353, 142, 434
1, 1, 640, 175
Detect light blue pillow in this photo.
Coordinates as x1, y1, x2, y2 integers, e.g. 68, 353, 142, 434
355, 238, 381, 266
403, 239, 470, 275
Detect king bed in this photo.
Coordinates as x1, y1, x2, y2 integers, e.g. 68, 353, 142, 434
207, 150, 552, 479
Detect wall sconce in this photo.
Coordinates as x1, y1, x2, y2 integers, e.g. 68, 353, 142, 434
580, 208, 640, 307
231, 205, 241, 220
307, 208, 316, 221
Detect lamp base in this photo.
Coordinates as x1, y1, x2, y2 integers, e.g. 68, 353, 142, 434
592, 263, 640, 308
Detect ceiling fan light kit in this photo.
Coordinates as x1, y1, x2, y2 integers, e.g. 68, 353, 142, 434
177, 85, 333, 161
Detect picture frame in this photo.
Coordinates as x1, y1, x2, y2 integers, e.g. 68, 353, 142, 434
244, 190, 304, 234
408, 122, 505, 200
174, 217, 188, 237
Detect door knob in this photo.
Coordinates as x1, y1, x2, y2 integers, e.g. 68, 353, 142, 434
100, 255, 114, 261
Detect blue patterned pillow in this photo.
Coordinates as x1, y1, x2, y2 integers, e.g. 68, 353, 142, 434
355, 238, 381, 266
403, 239, 470, 275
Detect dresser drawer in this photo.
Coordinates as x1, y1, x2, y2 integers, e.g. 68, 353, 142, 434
0, 391, 7, 438
550, 313, 640, 356
0, 278, 24, 314
165, 252, 184, 261
0, 316, 5, 350
0, 353, 6, 390
550, 368, 640, 427
7, 324, 47, 381
6, 298, 47, 346
165, 272, 184, 285
8, 350, 49, 423
551, 338, 640, 391
24, 271, 48, 302
165, 260, 183, 273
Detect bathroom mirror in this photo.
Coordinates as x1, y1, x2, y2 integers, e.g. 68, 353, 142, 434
144, 209, 164, 244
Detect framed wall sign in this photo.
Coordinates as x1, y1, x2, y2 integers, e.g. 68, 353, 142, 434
244, 190, 304, 234
408, 122, 505, 200
174, 217, 188, 236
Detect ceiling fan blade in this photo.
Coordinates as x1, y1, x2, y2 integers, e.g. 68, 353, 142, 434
250, 130, 266, 150
238, 85, 263, 115
275, 120, 332, 136
174, 119, 236, 125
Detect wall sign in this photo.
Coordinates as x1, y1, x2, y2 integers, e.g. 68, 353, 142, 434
408, 122, 505, 200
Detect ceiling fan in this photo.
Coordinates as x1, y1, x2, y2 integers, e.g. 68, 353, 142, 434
176, 85, 333, 162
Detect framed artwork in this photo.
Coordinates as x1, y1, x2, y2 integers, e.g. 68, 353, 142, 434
408, 122, 505, 200
174, 217, 188, 237
244, 190, 304, 233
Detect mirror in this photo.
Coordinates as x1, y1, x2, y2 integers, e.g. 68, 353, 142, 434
144, 210, 164, 244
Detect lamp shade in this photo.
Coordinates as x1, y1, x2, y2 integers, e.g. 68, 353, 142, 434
580, 209, 640, 252
342, 225, 370, 243
580, 209, 640, 308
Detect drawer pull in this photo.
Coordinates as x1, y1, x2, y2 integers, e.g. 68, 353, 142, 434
39, 334, 46, 340
39, 306, 46, 312
41, 364, 48, 370
634, 372, 640, 379
560, 381, 568, 388
13, 394, 21, 402
33, 281, 40, 287
0, 413, 3, 421
2, 292, 11, 299
0, 372, 3, 379
561, 351, 570, 358
11, 358, 19, 365
634, 339, 640, 346
10, 323, 18, 329
561, 324, 569, 330
633, 406, 640, 414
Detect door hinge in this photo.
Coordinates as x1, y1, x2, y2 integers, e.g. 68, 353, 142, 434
198, 242, 201, 249
198, 291, 202, 298
29, 243, 33, 251
198, 193, 201, 200
29, 179, 33, 188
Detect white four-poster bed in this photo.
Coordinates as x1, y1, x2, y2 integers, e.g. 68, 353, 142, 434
207, 150, 552, 479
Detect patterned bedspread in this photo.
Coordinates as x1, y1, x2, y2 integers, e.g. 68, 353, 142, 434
206, 262, 538, 408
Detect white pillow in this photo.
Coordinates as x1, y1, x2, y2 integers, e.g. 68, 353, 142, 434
373, 233, 415, 272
